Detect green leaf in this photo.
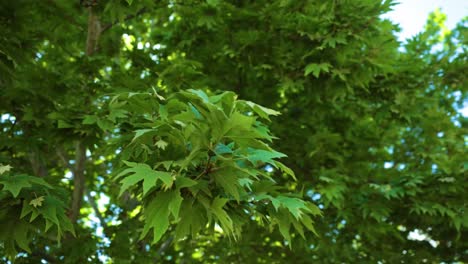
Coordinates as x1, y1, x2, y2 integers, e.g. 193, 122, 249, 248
276, 210, 292, 243
109, 109, 128, 122
116, 163, 173, 196
168, 190, 183, 220
0, 164, 13, 175
276, 196, 309, 220
274, 161, 296, 180
175, 176, 198, 189
238, 178, 253, 191
140, 190, 179, 243
175, 200, 206, 239
214, 143, 233, 155
206, 0, 220, 6
242, 101, 280, 120
13, 221, 31, 253
212, 166, 241, 201
253, 122, 275, 142
211, 197, 234, 235
306, 203, 322, 216
300, 214, 318, 236
57, 120, 73, 128
187, 89, 210, 103
0, 174, 32, 197
155, 139, 168, 150
132, 129, 155, 142
224, 112, 255, 133
304, 62, 331, 77
27, 177, 53, 189
29, 196, 45, 208
189, 103, 203, 119
159, 104, 168, 120
82, 115, 98, 124
40, 197, 61, 231
246, 148, 287, 165
97, 119, 114, 131
20, 200, 36, 220
36, 196, 75, 239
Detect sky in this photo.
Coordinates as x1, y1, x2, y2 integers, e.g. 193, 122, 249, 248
383, 0, 468, 117
382, 0, 467, 41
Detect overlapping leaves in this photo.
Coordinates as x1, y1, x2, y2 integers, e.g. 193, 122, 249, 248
108, 89, 320, 244
0, 164, 74, 258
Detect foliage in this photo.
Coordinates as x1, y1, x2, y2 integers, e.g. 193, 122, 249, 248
0, 165, 74, 258
106, 89, 319, 244
0, 0, 467, 263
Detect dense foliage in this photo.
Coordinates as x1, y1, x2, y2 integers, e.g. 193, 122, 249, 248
0, 0, 466, 263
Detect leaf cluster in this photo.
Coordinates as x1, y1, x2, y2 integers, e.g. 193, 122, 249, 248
0, 165, 74, 258
105, 89, 320, 245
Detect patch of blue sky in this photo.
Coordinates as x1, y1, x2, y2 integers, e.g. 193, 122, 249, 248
382, 0, 467, 42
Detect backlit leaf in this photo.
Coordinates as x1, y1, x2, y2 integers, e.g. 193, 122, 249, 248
29, 196, 45, 208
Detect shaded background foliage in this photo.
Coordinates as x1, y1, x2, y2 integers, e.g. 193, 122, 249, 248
0, 0, 467, 263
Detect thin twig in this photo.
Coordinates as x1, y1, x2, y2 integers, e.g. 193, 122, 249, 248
195, 155, 213, 180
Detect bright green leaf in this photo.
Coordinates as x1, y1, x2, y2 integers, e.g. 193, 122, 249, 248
29, 196, 45, 208
0, 164, 13, 175
117, 163, 173, 196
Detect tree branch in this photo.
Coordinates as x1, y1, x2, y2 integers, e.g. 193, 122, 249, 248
68, 5, 99, 222
86, 7, 101, 55
70, 140, 86, 222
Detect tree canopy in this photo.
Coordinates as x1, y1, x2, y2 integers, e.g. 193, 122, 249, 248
0, 0, 467, 263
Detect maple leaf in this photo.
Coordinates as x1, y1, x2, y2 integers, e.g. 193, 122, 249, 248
304, 62, 331, 78
175, 200, 206, 240
246, 148, 287, 165
276, 196, 309, 220
0, 174, 32, 198
116, 162, 174, 196
212, 166, 243, 201
140, 190, 182, 244
274, 161, 296, 180
29, 196, 45, 208
0, 164, 13, 175
155, 139, 168, 150
211, 197, 234, 236
14, 221, 32, 253
242, 100, 281, 120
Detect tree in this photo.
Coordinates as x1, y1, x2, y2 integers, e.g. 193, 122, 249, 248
0, 0, 466, 263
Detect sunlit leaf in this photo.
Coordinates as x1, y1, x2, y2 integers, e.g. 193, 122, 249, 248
29, 196, 45, 208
